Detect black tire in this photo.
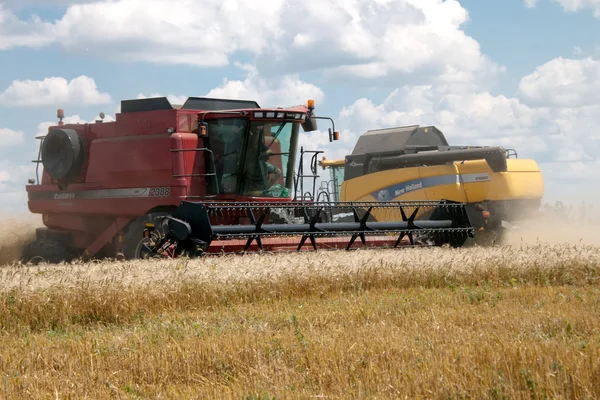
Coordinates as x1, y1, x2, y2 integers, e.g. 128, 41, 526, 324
427, 203, 470, 248
21, 239, 74, 264
120, 211, 172, 260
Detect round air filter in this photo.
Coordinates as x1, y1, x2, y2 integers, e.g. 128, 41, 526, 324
41, 128, 85, 181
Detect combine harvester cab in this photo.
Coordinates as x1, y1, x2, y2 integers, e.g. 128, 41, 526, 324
22, 101, 475, 263
317, 125, 544, 245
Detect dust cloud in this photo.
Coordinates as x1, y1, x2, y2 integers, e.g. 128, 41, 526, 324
0, 214, 41, 266
499, 202, 600, 247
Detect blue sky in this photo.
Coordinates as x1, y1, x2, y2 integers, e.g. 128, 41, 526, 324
1, 0, 600, 214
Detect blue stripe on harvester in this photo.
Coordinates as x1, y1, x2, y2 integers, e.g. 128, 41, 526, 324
370, 174, 458, 202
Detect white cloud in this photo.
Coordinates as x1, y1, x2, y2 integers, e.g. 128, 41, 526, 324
517, 57, 600, 107
540, 160, 600, 182
537, 160, 600, 203
524, 0, 539, 7
0, 75, 112, 106
554, 0, 600, 16
127, 64, 325, 110
50, 0, 284, 67
0, 160, 34, 184
0, 128, 24, 147
324, 59, 600, 174
303, 0, 503, 88
0, 160, 37, 214
0, 160, 35, 191
525, 0, 600, 16
0, 0, 502, 87
0, 5, 54, 50
336, 86, 546, 145
206, 64, 325, 108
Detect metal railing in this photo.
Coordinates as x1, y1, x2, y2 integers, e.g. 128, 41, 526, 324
170, 147, 220, 198
506, 149, 518, 159
293, 146, 323, 202
30, 135, 46, 185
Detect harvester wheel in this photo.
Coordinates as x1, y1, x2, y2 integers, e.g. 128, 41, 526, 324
21, 239, 74, 265
425, 202, 471, 248
121, 211, 172, 260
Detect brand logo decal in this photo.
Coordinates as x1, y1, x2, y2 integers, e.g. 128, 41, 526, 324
394, 181, 423, 196
54, 193, 75, 200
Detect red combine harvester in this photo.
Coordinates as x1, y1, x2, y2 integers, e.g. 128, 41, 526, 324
22, 96, 474, 263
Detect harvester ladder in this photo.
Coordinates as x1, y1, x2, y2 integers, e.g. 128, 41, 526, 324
293, 146, 323, 202
170, 147, 220, 198
31, 135, 46, 184
316, 179, 338, 203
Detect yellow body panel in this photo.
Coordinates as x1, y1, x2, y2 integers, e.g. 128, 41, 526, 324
319, 158, 344, 168
454, 159, 544, 203
339, 157, 544, 221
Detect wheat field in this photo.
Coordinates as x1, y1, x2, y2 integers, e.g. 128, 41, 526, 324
0, 213, 599, 399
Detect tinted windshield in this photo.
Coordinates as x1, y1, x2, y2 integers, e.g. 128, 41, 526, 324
207, 118, 247, 195
208, 118, 299, 198
239, 120, 298, 197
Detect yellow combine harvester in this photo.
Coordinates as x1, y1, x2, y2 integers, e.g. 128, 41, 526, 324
317, 125, 544, 245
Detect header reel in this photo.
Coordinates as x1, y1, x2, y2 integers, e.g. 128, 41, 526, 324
137, 200, 474, 259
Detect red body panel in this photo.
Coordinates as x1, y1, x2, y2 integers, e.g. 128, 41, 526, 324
27, 100, 311, 257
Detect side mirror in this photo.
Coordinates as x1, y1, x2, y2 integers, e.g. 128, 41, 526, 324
301, 116, 318, 132
198, 121, 208, 137
328, 128, 340, 142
